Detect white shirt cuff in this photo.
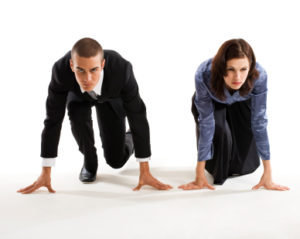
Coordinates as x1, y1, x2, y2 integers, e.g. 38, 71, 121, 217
42, 158, 56, 167
136, 157, 151, 162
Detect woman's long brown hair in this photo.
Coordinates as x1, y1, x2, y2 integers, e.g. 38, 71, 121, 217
211, 39, 259, 101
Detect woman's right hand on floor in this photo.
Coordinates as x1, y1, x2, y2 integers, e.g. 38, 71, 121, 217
178, 175, 215, 190
178, 161, 215, 190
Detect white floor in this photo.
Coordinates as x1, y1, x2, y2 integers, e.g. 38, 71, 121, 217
1, 159, 299, 239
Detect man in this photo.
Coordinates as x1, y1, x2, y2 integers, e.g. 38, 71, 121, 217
18, 38, 172, 194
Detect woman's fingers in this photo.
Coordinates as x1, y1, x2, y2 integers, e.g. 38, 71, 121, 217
253, 181, 290, 191
178, 182, 215, 190
206, 184, 216, 190
178, 182, 195, 190
269, 184, 290, 191
252, 183, 263, 190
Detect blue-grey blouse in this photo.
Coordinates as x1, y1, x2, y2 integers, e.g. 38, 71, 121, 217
194, 58, 270, 162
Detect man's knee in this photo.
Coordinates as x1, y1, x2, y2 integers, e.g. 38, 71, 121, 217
105, 152, 127, 169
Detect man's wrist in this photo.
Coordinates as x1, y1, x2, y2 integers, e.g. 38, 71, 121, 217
42, 167, 52, 175
139, 162, 150, 174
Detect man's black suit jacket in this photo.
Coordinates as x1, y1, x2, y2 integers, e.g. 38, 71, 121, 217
41, 50, 151, 159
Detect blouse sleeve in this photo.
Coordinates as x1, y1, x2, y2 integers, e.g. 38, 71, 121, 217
194, 70, 215, 161
251, 70, 271, 160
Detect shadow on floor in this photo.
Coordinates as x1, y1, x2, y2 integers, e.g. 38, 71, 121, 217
54, 167, 257, 203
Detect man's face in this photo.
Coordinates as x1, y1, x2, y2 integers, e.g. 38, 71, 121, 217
70, 53, 105, 92
223, 57, 250, 90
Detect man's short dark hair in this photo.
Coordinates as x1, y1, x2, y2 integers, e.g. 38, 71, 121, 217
71, 37, 103, 59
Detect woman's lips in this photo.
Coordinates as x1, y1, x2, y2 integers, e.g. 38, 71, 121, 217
232, 82, 242, 85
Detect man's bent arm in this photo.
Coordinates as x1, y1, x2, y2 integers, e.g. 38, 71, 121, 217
121, 62, 151, 159
41, 62, 68, 158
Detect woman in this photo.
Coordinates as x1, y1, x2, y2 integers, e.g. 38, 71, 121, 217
179, 39, 289, 190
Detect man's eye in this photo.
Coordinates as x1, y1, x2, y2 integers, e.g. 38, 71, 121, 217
91, 69, 97, 73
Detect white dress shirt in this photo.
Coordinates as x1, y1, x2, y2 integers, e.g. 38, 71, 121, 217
42, 70, 150, 167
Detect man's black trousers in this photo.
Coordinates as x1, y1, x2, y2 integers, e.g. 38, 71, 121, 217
67, 92, 134, 174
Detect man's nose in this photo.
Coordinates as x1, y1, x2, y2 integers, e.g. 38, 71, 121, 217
85, 73, 92, 82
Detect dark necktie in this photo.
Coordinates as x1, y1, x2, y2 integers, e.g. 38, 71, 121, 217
88, 91, 98, 100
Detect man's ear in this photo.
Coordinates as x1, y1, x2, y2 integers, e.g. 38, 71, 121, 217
70, 59, 74, 72
101, 59, 106, 69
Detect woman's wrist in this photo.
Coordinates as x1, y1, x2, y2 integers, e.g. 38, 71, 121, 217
195, 161, 206, 179
262, 160, 272, 175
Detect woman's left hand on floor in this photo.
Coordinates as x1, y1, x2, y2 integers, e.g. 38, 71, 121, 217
252, 173, 290, 191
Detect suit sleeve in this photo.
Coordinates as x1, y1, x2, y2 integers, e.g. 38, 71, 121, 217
121, 62, 151, 158
194, 70, 215, 161
251, 71, 270, 160
41, 63, 68, 158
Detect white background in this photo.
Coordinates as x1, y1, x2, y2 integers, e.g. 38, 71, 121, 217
0, 1, 300, 238
1, 0, 299, 172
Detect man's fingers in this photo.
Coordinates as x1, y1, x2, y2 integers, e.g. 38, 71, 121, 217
21, 184, 41, 194
18, 184, 35, 193
158, 182, 172, 189
271, 186, 285, 191
17, 183, 36, 193
154, 180, 173, 190
133, 184, 143, 191
47, 185, 56, 193
275, 184, 290, 191
281, 186, 290, 190
166, 184, 173, 189
155, 182, 172, 190
18, 182, 56, 194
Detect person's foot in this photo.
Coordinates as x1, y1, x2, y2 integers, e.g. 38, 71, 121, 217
79, 166, 96, 182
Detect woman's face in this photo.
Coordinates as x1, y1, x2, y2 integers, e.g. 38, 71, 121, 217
223, 57, 250, 90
